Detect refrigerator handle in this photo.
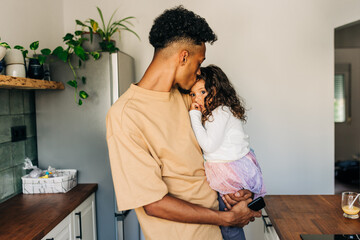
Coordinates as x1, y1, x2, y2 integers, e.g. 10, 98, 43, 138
115, 210, 131, 221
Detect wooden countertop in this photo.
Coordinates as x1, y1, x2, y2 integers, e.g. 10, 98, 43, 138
264, 195, 360, 240
0, 183, 97, 240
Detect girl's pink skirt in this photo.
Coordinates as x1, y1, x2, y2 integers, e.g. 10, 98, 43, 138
204, 150, 266, 199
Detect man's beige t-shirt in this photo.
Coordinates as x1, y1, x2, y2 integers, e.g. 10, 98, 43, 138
106, 84, 222, 240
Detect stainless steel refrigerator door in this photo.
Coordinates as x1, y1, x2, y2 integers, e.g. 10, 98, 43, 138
110, 52, 141, 240
110, 51, 135, 104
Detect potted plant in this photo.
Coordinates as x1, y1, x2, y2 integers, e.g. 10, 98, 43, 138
14, 41, 51, 79
1, 41, 27, 78
52, 32, 100, 105
75, 19, 102, 52
0, 37, 10, 61
76, 7, 140, 53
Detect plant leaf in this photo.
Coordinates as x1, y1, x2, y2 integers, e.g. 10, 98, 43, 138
30, 41, 39, 51
117, 16, 136, 24
79, 90, 88, 99
66, 39, 80, 47
120, 17, 136, 26
96, 7, 106, 32
22, 50, 28, 58
78, 99, 83, 105
41, 48, 51, 55
91, 51, 100, 60
76, 20, 87, 27
14, 45, 25, 50
67, 80, 78, 88
81, 76, 86, 84
116, 23, 140, 39
75, 30, 83, 36
107, 8, 119, 33
100, 41, 117, 53
38, 55, 47, 65
63, 33, 74, 41
74, 46, 88, 61
90, 19, 99, 32
0, 42, 10, 49
52, 46, 68, 62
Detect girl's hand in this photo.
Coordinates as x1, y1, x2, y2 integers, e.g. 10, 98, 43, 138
222, 190, 254, 210
190, 102, 201, 111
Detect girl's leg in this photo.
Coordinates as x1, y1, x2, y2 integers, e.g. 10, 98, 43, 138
218, 193, 246, 240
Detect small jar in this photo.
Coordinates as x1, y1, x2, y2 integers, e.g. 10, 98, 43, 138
27, 58, 44, 79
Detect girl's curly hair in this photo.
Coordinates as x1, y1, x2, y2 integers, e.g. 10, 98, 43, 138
199, 65, 247, 123
149, 6, 217, 49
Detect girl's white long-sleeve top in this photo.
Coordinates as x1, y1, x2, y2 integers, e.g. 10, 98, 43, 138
189, 106, 250, 162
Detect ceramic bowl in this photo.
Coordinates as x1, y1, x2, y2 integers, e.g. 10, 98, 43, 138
4, 49, 24, 65
0, 46, 6, 61
6, 63, 26, 77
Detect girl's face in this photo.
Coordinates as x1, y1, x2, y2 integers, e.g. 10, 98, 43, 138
190, 79, 208, 111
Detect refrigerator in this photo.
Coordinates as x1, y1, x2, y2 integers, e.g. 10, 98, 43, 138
35, 51, 141, 240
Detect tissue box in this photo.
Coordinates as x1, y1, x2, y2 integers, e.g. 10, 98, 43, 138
22, 169, 77, 194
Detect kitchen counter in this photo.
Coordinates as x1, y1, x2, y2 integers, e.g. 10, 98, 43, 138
0, 183, 97, 240
264, 195, 360, 240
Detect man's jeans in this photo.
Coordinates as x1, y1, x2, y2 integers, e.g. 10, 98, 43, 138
218, 194, 246, 240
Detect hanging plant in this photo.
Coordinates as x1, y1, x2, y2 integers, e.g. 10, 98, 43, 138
52, 32, 100, 105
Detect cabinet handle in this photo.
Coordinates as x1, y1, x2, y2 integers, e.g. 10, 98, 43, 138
75, 212, 82, 239
262, 215, 273, 229
46, 238, 54, 240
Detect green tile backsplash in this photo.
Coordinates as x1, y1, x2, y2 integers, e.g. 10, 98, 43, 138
0, 89, 38, 203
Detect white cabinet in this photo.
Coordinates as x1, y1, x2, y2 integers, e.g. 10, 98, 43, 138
73, 192, 97, 240
42, 193, 96, 240
42, 215, 72, 240
262, 210, 280, 240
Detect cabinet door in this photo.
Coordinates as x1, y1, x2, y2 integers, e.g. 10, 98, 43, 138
42, 215, 72, 240
262, 210, 280, 240
73, 193, 97, 240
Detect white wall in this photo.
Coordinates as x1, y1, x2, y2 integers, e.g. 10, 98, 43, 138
4, 0, 360, 239
61, 0, 360, 239
0, 0, 64, 51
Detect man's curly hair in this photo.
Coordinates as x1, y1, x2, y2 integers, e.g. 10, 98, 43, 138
198, 65, 247, 124
149, 6, 217, 49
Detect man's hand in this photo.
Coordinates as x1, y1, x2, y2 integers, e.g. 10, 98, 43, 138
143, 194, 260, 229
222, 198, 261, 227
222, 189, 253, 210
190, 102, 201, 111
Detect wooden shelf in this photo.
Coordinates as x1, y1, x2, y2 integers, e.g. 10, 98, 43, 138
0, 75, 64, 90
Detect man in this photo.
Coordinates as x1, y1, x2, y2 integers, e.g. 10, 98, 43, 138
106, 6, 261, 240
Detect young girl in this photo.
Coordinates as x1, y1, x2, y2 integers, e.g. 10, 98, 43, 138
189, 65, 266, 240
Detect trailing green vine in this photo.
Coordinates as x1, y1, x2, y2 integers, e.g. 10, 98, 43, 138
52, 32, 100, 105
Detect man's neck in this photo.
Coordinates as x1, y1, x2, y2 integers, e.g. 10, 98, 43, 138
137, 52, 178, 92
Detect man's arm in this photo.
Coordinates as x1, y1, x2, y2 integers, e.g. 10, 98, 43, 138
144, 194, 261, 228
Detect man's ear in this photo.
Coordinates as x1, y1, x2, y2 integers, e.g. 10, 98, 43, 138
179, 50, 189, 66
